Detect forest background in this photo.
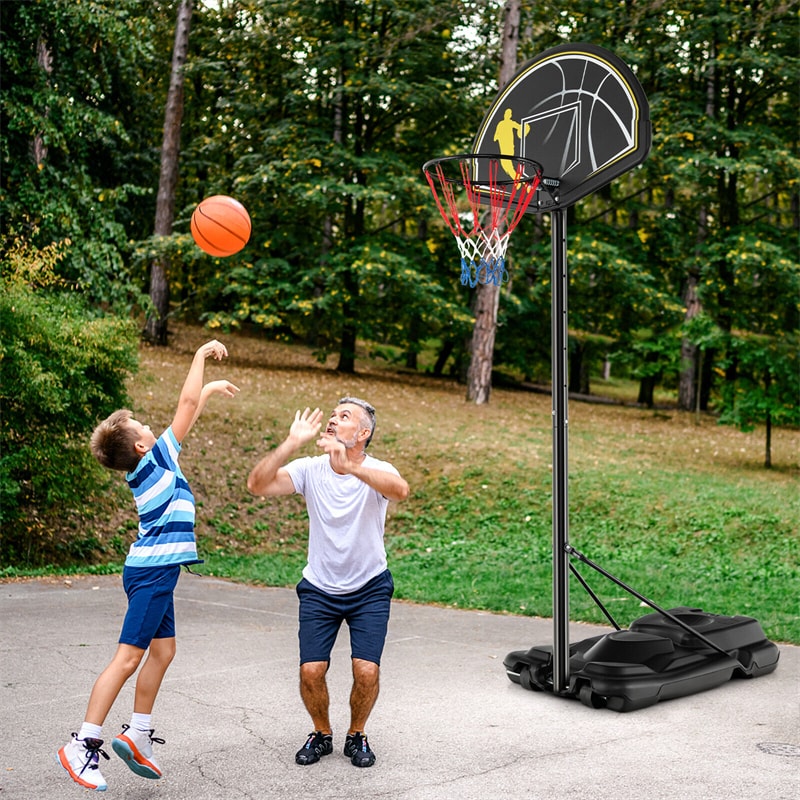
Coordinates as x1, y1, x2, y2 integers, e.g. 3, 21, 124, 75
1, 1, 798, 639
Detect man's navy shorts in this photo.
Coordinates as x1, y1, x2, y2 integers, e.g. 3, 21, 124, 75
119, 564, 181, 649
296, 569, 394, 666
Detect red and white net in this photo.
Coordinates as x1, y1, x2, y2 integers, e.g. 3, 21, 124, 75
423, 155, 542, 286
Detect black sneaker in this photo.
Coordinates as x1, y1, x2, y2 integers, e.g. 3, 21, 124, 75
344, 731, 376, 768
295, 731, 333, 765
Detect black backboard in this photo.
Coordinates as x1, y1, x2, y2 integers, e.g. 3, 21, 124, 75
472, 43, 651, 211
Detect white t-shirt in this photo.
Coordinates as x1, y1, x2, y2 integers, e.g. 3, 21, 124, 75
284, 453, 399, 595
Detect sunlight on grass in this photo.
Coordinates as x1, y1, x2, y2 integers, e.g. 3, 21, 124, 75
18, 324, 799, 643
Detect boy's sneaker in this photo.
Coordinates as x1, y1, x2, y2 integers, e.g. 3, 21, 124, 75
57, 733, 109, 791
295, 731, 333, 765
111, 724, 164, 779
344, 731, 376, 768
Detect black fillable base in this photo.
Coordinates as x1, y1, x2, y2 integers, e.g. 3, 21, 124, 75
504, 607, 780, 711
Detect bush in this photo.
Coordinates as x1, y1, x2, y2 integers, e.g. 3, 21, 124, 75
0, 236, 139, 566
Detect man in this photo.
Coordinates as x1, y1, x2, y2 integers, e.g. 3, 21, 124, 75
247, 397, 409, 768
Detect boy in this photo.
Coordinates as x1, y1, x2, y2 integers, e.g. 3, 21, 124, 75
57, 339, 239, 791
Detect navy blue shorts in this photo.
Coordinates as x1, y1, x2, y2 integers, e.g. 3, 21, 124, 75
296, 569, 394, 666
119, 565, 181, 649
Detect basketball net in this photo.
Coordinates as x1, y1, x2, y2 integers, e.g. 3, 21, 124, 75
423, 154, 542, 287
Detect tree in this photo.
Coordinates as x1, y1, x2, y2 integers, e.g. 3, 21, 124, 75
719, 331, 800, 468
465, 0, 520, 404
0, 0, 164, 312
145, 0, 194, 345
0, 232, 138, 565
187, 0, 485, 372
512, 0, 799, 425
639, 1, 800, 411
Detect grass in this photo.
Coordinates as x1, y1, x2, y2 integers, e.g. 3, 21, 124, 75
15, 323, 800, 643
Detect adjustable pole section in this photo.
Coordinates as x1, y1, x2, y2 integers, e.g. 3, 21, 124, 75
551, 208, 570, 694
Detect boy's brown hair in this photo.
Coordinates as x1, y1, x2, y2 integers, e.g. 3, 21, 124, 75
90, 409, 141, 473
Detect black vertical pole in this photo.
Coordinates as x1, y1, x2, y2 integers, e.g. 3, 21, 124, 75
551, 208, 570, 694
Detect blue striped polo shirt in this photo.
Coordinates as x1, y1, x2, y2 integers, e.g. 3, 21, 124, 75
124, 426, 200, 568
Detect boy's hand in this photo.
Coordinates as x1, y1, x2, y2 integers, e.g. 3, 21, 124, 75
204, 380, 240, 398
197, 340, 229, 361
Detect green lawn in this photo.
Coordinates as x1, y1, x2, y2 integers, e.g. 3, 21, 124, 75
9, 324, 799, 643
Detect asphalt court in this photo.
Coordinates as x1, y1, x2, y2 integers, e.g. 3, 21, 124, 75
1, 574, 798, 799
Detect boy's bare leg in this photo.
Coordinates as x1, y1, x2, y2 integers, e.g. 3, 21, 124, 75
132, 637, 176, 715
299, 661, 332, 733
84, 644, 145, 726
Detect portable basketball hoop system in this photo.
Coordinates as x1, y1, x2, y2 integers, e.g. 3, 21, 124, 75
424, 42, 779, 710
422, 154, 542, 287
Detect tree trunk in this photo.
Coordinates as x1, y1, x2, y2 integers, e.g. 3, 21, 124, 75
405, 311, 420, 370
405, 217, 428, 370
336, 177, 362, 373
568, 339, 591, 395
637, 375, 656, 407
678, 267, 701, 410
765, 411, 772, 469
433, 340, 455, 376
314, 65, 343, 349
334, 60, 362, 374
336, 267, 358, 373
144, 0, 193, 345
764, 371, 772, 469
466, 286, 500, 403
699, 347, 715, 410
31, 38, 53, 169
465, 0, 520, 404
679, 49, 718, 408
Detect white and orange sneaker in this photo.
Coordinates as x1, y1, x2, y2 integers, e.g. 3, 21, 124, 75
57, 733, 109, 791
111, 724, 164, 779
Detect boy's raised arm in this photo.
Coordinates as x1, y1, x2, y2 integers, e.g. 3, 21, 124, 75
171, 340, 238, 443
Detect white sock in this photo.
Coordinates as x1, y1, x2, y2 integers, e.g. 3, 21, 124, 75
78, 722, 103, 741
130, 712, 152, 734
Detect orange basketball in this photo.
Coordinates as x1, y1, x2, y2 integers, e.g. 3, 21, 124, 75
190, 195, 251, 257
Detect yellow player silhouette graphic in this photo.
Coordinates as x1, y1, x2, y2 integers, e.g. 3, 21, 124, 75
493, 108, 531, 180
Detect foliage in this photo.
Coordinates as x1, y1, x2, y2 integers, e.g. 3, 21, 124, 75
1, 0, 798, 462
0, 0, 167, 312
718, 331, 800, 431
0, 234, 139, 564
176, 0, 488, 369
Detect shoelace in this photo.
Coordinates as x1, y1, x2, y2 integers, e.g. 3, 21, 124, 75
304, 732, 328, 752
77, 736, 109, 776
347, 733, 370, 753
119, 723, 166, 747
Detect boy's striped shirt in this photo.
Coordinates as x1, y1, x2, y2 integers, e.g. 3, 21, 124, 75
124, 427, 200, 567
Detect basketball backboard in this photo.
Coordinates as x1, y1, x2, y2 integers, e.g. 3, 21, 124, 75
472, 42, 651, 211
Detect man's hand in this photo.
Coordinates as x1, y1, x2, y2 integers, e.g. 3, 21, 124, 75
317, 434, 349, 473
289, 407, 323, 447
247, 407, 322, 497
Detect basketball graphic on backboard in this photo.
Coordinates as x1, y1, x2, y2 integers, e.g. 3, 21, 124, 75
472, 43, 651, 211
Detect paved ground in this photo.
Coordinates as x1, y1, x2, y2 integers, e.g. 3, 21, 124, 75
1, 574, 798, 799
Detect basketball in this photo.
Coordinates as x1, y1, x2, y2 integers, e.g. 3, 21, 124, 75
190, 195, 251, 257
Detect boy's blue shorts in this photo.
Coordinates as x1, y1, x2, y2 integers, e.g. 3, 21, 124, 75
296, 569, 394, 666
119, 565, 181, 649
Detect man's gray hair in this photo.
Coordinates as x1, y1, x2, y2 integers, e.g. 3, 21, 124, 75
339, 396, 376, 448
